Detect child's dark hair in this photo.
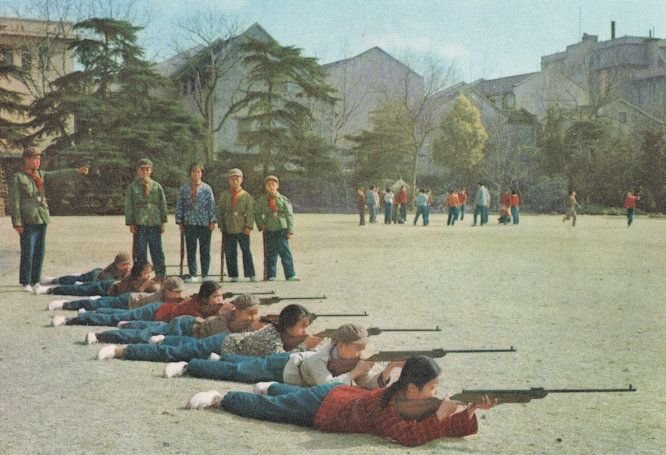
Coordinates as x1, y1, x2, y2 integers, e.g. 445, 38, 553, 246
379, 356, 441, 409
275, 304, 312, 333
198, 280, 222, 300
130, 261, 152, 279
189, 162, 205, 174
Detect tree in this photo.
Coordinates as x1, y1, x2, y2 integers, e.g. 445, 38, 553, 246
431, 95, 487, 183
171, 9, 243, 164
636, 128, 665, 212
235, 38, 336, 177
0, 63, 29, 150
22, 18, 202, 213
347, 101, 412, 184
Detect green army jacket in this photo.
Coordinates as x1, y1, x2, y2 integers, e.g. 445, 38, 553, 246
217, 189, 255, 234
125, 179, 168, 226
9, 169, 78, 227
255, 192, 295, 233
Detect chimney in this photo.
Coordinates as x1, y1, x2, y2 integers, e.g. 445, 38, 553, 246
611, 21, 615, 39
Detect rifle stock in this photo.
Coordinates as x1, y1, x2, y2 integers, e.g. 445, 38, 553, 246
364, 346, 516, 362
450, 385, 636, 404
311, 311, 368, 319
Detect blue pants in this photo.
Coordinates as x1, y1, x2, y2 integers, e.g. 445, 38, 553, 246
413, 206, 427, 225
368, 204, 377, 223
221, 383, 339, 426
62, 293, 131, 311
265, 230, 295, 280
447, 207, 459, 225
473, 206, 489, 225
68, 302, 162, 326
97, 316, 196, 344
135, 225, 165, 277
627, 208, 634, 226
123, 332, 229, 362
187, 353, 290, 382
56, 268, 103, 285
185, 225, 211, 277
459, 204, 466, 220
399, 203, 407, 223
19, 223, 47, 286
511, 207, 520, 225
51, 279, 115, 296
224, 232, 255, 279
384, 203, 392, 224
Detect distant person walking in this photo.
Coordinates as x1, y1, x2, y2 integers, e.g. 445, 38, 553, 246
366, 186, 377, 223
510, 189, 520, 225
383, 188, 394, 224
457, 187, 468, 221
624, 191, 640, 227
562, 190, 581, 227
125, 158, 168, 281
395, 185, 408, 224
413, 188, 429, 226
445, 190, 460, 226
9, 147, 89, 292
472, 182, 490, 226
499, 190, 511, 225
175, 163, 217, 282
355, 187, 366, 226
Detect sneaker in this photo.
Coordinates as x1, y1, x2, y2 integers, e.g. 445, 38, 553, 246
286, 276, 301, 282
208, 352, 221, 361
40, 276, 56, 285
117, 321, 130, 329
267, 277, 277, 282
184, 276, 200, 283
52, 315, 68, 327
229, 277, 239, 282
97, 345, 118, 360
149, 335, 166, 344
85, 332, 98, 345
248, 276, 257, 282
78, 308, 87, 314
253, 381, 277, 395
74, 281, 84, 285
47, 299, 67, 311
164, 361, 188, 378
201, 276, 213, 282
32, 284, 50, 295
21, 284, 33, 292
186, 390, 224, 410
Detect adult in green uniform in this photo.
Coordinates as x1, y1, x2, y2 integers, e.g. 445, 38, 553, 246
9, 148, 89, 292
125, 158, 168, 280
217, 168, 256, 282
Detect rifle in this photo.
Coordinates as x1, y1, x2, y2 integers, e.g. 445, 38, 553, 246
259, 311, 368, 325
179, 229, 185, 277
262, 229, 268, 281
259, 295, 327, 305
313, 326, 441, 338
220, 230, 225, 283
311, 311, 369, 320
450, 385, 636, 404
224, 290, 275, 299
362, 346, 516, 362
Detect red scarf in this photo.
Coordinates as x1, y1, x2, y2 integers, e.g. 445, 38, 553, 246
267, 194, 278, 213
26, 170, 44, 192
190, 182, 201, 202
231, 188, 242, 209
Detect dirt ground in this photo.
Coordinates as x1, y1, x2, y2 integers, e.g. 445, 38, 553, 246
0, 213, 664, 454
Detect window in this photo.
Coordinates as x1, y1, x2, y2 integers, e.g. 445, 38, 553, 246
0, 47, 13, 65
618, 111, 627, 124
21, 47, 32, 70
503, 93, 515, 109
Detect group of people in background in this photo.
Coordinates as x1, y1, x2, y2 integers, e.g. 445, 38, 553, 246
9, 149, 300, 291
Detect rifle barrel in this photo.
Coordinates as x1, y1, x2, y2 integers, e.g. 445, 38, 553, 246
371, 326, 441, 332
548, 386, 636, 393
315, 312, 368, 317
441, 346, 516, 353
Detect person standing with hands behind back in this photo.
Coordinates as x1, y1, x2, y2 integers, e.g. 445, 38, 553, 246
10, 147, 89, 292
255, 175, 299, 282
125, 158, 168, 282
176, 163, 217, 283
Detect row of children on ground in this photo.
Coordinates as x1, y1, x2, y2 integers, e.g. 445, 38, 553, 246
356, 182, 521, 227
9, 148, 301, 293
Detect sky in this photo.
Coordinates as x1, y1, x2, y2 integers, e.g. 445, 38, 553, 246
6, 0, 666, 82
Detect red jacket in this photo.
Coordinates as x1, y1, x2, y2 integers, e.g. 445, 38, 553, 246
314, 387, 478, 447
624, 195, 639, 209
155, 295, 204, 322
445, 194, 460, 208
457, 192, 467, 205
395, 190, 408, 204
510, 194, 520, 207
500, 192, 511, 207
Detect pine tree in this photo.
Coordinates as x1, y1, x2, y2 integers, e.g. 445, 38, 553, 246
0, 63, 29, 150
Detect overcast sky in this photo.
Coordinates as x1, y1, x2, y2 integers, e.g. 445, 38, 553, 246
6, 0, 666, 82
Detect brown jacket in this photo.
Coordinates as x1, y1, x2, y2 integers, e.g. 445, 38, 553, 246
107, 276, 159, 297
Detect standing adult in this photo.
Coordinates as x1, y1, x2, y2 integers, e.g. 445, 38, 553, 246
413, 188, 429, 226
562, 190, 581, 227
218, 168, 256, 282
457, 187, 468, 221
9, 148, 89, 292
366, 186, 377, 224
175, 163, 217, 283
255, 175, 299, 281
472, 182, 490, 226
355, 187, 366, 226
623, 191, 640, 227
383, 188, 394, 225
125, 158, 168, 281
510, 189, 520, 225
395, 185, 408, 224
445, 190, 460, 226
499, 190, 511, 225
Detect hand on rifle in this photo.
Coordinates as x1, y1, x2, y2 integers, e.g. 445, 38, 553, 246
381, 361, 405, 384
216, 301, 236, 316
302, 334, 322, 350
350, 360, 374, 381
464, 395, 497, 420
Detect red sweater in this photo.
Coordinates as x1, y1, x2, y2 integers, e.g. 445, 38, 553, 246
510, 194, 520, 207
395, 190, 408, 204
457, 192, 467, 204
155, 295, 204, 322
624, 195, 639, 209
313, 387, 478, 447
500, 193, 511, 206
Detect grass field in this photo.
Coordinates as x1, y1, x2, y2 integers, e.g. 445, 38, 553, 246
0, 213, 664, 454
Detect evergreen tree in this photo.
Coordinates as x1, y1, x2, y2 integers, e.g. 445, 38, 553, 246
0, 63, 29, 150
235, 38, 336, 177
22, 18, 202, 213
431, 95, 487, 182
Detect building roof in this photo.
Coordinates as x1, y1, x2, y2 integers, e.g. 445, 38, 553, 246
322, 47, 422, 79
470, 72, 538, 97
